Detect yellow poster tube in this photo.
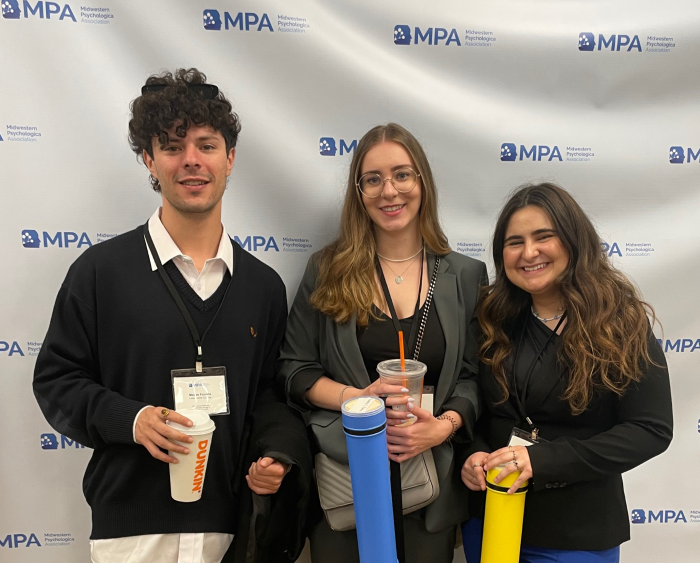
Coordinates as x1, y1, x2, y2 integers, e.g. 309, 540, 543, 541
480, 466, 529, 563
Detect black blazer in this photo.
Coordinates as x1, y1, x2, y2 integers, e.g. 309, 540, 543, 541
470, 315, 673, 550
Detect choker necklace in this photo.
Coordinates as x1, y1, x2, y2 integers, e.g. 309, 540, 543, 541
376, 246, 423, 263
531, 306, 564, 323
379, 254, 420, 284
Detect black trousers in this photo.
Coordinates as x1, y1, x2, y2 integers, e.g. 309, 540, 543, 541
309, 508, 456, 563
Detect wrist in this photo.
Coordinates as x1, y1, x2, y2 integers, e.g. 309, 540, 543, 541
436, 413, 458, 443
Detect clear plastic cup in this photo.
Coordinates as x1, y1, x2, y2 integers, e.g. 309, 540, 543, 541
376, 359, 427, 426
166, 409, 216, 502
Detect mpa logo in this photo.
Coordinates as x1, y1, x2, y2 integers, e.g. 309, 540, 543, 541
319, 137, 357, 156
40, 432, 86, 450
500, 143, 516, 161
0, 533, 42, 548
394, 25, 411, 45
657, 338, 700, 353
202, 9, 273, 32
203, 9, 221, 30
631, 509, 687, 524
500, 143, 562, 162
669, 146, 700, 164
22, 229, 92, 248
0, 341, 24, 356
669, 146, 685, 163
577, 32, 641, 52
393, 24, 461, 46
2, 1, 77, 21
233, 235, 279, 252
578, 32, 595, 51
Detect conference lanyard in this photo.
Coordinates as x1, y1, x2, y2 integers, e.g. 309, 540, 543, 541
143, 223, 231, 373
510, 312, 566, 437
376, 252, 424, 359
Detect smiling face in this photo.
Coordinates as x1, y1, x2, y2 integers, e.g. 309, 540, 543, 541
143, 124, 235, 216
359, 141, 422, 236
502, 205, 569, 298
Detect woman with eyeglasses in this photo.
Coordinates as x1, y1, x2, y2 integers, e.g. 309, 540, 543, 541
279, 123, 487, 562
461, 183, 673, 563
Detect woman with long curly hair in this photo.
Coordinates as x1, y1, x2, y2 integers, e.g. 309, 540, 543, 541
461, 183, 673, 563
279, 123, 487, 562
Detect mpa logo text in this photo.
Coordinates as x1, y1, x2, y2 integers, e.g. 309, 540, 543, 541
500, 143, 562, 162
0, 533, 41, 548
203, 9, 272, 32
40, 432, 86, 450
631, 509, 690, 524
657, 339, 700, 353
22, 230, 93, 248
669, 146, 700, 164
394, 24, 461, 46
319, 137, 357, 156
2, 1, 76, 21
578, 32, 641, 52
0, 341, 24, 356
234, 235, 279, 252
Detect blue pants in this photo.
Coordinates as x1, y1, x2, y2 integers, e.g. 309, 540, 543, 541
461, 519, 620, 563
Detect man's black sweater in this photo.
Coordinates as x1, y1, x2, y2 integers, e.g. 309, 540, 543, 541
33, 226, 288, 539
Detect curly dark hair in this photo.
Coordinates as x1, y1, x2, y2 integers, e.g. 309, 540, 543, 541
128, 68, 241, 192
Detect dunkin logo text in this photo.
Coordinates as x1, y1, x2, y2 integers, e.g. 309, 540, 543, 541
192, 439, 209, 493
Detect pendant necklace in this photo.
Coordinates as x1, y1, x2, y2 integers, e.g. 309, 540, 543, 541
379, 254, 419, 284
530, 305, 565, 323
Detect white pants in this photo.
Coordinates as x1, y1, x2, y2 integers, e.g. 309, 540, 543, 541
90, 533, 234, 563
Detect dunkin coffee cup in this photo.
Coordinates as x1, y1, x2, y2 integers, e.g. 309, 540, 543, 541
166, 409, 216, 502
377, 359, 427, 426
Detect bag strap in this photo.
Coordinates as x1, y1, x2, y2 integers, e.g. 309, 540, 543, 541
412, 256, 440, 361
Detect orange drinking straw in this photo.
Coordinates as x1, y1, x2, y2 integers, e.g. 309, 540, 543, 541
398, 331, 406, 372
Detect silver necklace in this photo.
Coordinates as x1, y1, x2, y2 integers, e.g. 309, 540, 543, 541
380, 254, 419, 284
531, 306, 564, 323
376, 246, 423, 263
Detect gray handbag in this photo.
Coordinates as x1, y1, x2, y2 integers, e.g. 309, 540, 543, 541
316, 256, 442, 532
315, 448, 440, 531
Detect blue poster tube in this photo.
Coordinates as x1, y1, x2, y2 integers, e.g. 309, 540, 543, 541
342, 396, 398, 563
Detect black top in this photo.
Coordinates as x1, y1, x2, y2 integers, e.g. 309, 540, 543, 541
357, 303, 445, 387
512, 313, 561, 404
470, 310, 673, 550
33, 226, 289, 539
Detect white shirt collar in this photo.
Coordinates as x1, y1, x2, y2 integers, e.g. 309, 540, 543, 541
145, 208, 234, 274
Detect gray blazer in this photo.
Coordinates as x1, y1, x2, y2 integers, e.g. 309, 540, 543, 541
278, 251, 487, 532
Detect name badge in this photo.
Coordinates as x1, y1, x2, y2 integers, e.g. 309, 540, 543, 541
507, 426, 547, 447
171, 366, 230, 415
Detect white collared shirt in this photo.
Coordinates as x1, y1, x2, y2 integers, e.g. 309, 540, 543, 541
92, 209, 234, 563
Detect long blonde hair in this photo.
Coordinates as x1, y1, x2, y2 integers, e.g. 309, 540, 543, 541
310, 123, 450, 326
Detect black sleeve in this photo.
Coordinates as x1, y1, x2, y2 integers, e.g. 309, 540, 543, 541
528, 332, 673, 492
33, 267, 147, 448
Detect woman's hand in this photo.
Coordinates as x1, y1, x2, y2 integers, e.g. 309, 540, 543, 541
385, 404, 454, 462
461, 452, 489, 491
483, 445, 533, 494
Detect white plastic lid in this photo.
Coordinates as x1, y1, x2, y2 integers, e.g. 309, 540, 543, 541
376, 359, 427, 379
344, 397, 383, 414
166, 409, 216, 435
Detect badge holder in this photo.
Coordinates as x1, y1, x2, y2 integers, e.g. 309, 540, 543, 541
508, 426, 547, 448
172, 367, 230, 416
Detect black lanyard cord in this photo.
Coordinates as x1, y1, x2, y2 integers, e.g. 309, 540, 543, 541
510, 312, 567, 425
376, 251, 424, 358
143, 223, 232, 373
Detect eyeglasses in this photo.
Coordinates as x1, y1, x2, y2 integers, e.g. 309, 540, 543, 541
356, 167, 421, 198
140, 83, 219, 99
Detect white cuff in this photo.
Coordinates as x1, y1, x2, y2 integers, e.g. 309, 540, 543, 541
133, 406, 152, 444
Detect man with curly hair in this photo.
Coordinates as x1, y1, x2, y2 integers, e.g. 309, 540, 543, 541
33, 69, 310, 563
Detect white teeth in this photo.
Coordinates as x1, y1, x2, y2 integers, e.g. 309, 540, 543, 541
182, 181, 206, 186
523, 264, 547, 272
382, 204, 404, 212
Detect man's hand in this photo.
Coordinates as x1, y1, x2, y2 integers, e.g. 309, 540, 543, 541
134, 406, 193, 464
246, 457, 290, 495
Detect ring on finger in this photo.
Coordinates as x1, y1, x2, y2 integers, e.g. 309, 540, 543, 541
513, 451, 516, 461
508, 445, 513, 452
472, 462, 482, 469
160, 408, 170, 419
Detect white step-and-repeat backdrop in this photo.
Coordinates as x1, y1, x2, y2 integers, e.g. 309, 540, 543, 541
1, 1, 698, 561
